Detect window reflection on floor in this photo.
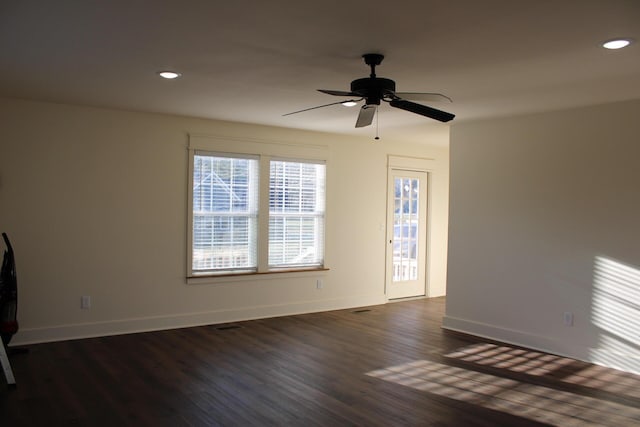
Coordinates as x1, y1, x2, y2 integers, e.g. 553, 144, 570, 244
445, 343, 640, 399
367, 356, 640, 426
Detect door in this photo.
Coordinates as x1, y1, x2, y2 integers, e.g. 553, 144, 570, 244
386, 170, 428, 299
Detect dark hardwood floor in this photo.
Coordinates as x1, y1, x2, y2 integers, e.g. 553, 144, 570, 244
1, 297, 639, 426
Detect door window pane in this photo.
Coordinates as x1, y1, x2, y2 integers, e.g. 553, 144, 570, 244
393, 177, 419, 281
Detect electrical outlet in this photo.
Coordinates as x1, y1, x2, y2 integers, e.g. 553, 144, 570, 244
316, 279, 324, 289
563, 311, 573, 327
81, 295, 91, 309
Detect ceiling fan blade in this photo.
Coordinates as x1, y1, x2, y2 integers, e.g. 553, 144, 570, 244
355, 104, 376, 128
283, 99, 360, 116
318, 89, 360, 97
394, 92, 453, 103
389, 99, 455, 122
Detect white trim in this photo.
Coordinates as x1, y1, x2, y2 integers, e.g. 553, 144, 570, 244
387, 155, 436, 171
194, 150, 260, 160
187, 268, 328, 285
442, 315, 640, 375
442, 315, 559, 350
10, 294, 386, 346
257, 155, 271, 271
187, 151, 195, 276
189, 134, 329, 160
589, 347, 640, 376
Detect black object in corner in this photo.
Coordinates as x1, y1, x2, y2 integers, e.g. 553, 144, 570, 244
1, 233, 18, 347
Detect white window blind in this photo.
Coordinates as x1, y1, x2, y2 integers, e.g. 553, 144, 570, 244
192, 153, 259, 273
268, 160, 325, 268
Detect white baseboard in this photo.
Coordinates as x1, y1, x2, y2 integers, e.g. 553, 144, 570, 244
442, 315, 640, 375
442, 315, 560, 352
11, 294, 386, 346
589, 345, 640, 376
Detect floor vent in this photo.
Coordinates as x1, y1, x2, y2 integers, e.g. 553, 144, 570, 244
216, 325, 243, 331
352, 309, 372, 314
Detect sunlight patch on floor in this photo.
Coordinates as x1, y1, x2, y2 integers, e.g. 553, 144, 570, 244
366, 359, 640, 426
445, 342, 640, 399
446, 343, 574, 375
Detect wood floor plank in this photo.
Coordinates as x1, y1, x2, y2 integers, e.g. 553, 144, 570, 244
1, 297, 638, 426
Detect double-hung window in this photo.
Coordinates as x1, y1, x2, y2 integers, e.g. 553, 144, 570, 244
189, 148, 326, 277
269, 160, 325, 269
192, 153, 259, 273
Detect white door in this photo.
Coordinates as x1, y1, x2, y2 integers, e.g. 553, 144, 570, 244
386, 170, 428, 299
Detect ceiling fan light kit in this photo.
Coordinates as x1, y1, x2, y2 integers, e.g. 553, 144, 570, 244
285, 53, 454, 128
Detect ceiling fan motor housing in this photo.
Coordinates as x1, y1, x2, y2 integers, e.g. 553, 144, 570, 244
286, 52, 454, 124
351, 77, 396, 105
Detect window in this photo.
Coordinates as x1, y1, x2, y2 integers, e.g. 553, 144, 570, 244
269, 160, 325, 269
192, 153, 259, 273
189, 150, 326, 276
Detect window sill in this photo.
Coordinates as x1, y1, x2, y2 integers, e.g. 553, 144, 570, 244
186, 267, 329, 285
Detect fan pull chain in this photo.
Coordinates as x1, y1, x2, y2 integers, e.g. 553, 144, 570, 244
374, 108, 380, 140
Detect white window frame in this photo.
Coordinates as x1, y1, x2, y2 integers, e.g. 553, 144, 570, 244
191, 151, 260, 274
268, 158, 326, 270
187, 134, 329, 282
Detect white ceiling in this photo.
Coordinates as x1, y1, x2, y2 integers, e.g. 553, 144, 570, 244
1, 0, 639, 144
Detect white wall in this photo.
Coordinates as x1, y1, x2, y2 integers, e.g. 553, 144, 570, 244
0, 97, 449, 344
445, 99, 640, 374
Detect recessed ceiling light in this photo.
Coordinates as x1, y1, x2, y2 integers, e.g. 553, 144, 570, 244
342, 100, 358, 107
157, 71, 182, 79
602, 38, 633, 49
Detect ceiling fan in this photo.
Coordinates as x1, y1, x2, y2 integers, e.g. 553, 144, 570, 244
284, 53, 455, 128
